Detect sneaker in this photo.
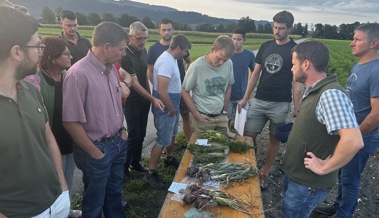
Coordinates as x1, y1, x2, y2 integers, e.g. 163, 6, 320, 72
164, 157, 180, 168
313, 203, 338, 216
124, 169, 131, 181
68, 209, 82, 218
130, 163, 148, 173
144, 172, 165, 189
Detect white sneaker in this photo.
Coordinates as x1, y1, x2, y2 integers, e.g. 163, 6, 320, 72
68, 209, 82, 218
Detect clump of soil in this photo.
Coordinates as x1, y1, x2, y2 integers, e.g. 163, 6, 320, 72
256, 127, 379, 218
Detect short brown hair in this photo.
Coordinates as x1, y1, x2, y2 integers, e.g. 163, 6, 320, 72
39, 37, 69, 70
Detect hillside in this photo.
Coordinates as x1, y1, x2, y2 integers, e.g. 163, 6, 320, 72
11, 0, 270, 26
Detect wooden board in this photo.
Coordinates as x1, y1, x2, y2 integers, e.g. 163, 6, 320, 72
159, 133, 265, 218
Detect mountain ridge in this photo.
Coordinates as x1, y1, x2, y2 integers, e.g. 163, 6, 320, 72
11, 0, 270, 26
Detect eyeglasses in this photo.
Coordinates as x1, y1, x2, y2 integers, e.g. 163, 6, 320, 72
62, 51, 71, 58
130, 35, 148, 43
22, 44, 46, 55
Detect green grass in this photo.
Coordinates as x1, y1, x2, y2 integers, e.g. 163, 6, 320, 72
38, 24, 301, 61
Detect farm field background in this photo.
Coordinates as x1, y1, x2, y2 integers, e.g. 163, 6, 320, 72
39, 25, 356, 86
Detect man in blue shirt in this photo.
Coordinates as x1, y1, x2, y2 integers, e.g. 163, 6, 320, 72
314, 23, 379, 218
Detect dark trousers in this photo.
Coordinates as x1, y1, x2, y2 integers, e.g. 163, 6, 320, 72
124, 100, 150, 171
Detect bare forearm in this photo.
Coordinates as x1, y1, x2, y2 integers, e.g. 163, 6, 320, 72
45, 123, 67, 191
223, 85, 232, 111
63, 122, 103, 158
181, 88, 199, 115
360, 113, 379, 135
320, 128, 363, 174
292, 81, 303, 116
242, 68, 260, 101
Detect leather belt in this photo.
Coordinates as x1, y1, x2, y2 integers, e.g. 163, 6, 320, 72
97, 128, 125, 142
199, 111, 221, 118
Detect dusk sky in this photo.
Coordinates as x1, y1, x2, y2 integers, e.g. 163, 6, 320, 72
131, 0, 378, 26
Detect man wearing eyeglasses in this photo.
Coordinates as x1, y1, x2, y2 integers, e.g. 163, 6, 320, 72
120, 21, 165, 180
0, 7, 69, 218
59, 10, 91, 65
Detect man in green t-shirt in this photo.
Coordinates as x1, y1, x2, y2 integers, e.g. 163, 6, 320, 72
0, 7, 69, 218
182, 35, 235, 135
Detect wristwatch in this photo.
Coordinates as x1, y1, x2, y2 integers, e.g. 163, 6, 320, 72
222, 110, 228, 115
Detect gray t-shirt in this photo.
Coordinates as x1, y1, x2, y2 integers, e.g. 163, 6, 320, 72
182, 56, 234, 114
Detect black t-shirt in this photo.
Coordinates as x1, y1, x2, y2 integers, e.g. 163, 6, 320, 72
120, 44, 149, 103
255, 39, 297, 102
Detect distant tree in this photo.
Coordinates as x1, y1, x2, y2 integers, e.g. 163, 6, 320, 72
263, 23, 272, 33
88, 12, 101, 26
215, 24, 225, 32
238, 16, 255, 33
76, 12, 89, 25
55, 7, 62, 22
323, 24, 339, 39
292, 22, 304, 36
175, 23, 192, 31
225, 22, 238, 32
102, 13, 117, 23
119, 13, 138, 27
302, 24, 309, 37
339, 22, 360, 40
257, 24, 264, 33
312, 23, 324, 38
141, 17, 155, 29
196, 23, 215, 32
40, 6, 56, 24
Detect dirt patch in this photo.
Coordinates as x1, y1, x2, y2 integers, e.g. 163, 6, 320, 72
255, 126, 379, 218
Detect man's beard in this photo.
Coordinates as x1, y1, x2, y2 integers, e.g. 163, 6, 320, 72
295, 68, 307, 83
15, 58, 38, 80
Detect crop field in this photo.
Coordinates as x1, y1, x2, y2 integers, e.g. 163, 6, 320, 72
38, 26, 354, 87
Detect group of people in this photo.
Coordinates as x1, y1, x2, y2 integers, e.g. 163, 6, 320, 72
1, 0, 379, 217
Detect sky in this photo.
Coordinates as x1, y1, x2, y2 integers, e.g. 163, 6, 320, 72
130, 0, 378, 26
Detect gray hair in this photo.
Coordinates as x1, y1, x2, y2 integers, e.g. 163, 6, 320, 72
129, 21, 148, 35
355, 23, 379, 51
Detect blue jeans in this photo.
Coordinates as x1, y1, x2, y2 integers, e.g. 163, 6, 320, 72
282, 176, 331, 218
73, 134, 127, 218
154, 111, 179, 147
335, 130, 379, 218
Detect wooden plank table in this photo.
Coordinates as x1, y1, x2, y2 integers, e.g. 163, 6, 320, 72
159, 133, 265, 218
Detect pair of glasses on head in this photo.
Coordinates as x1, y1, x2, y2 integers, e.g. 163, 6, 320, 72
130, 35, 148, 43
22, 44, 46, 55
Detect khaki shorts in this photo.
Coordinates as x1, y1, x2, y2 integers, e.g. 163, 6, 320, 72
245, 98, 290, 133
190, 113, 228, 135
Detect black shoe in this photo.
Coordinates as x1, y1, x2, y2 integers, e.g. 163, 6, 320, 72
164, 157, 180, 168
124, 170, 131, 181
313, 203, 338, 216
130, 163, 148, 173
144, 172, 165, 189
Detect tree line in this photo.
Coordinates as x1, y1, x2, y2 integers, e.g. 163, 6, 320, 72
40, 6, 374, 40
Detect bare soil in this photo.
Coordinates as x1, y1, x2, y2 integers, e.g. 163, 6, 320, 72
256, 127, 379, 218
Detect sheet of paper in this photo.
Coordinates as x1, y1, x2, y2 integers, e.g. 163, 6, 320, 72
234, 107, 247, 136
168, 182, 187, 194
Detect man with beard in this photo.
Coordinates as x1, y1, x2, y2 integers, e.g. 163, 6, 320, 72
59, 10, 92, 65
0, 7, 69, 218
148, 18, 193, 142
314, 23, 379, 218
237, 10, 303, 189
281, 41, 363, 218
